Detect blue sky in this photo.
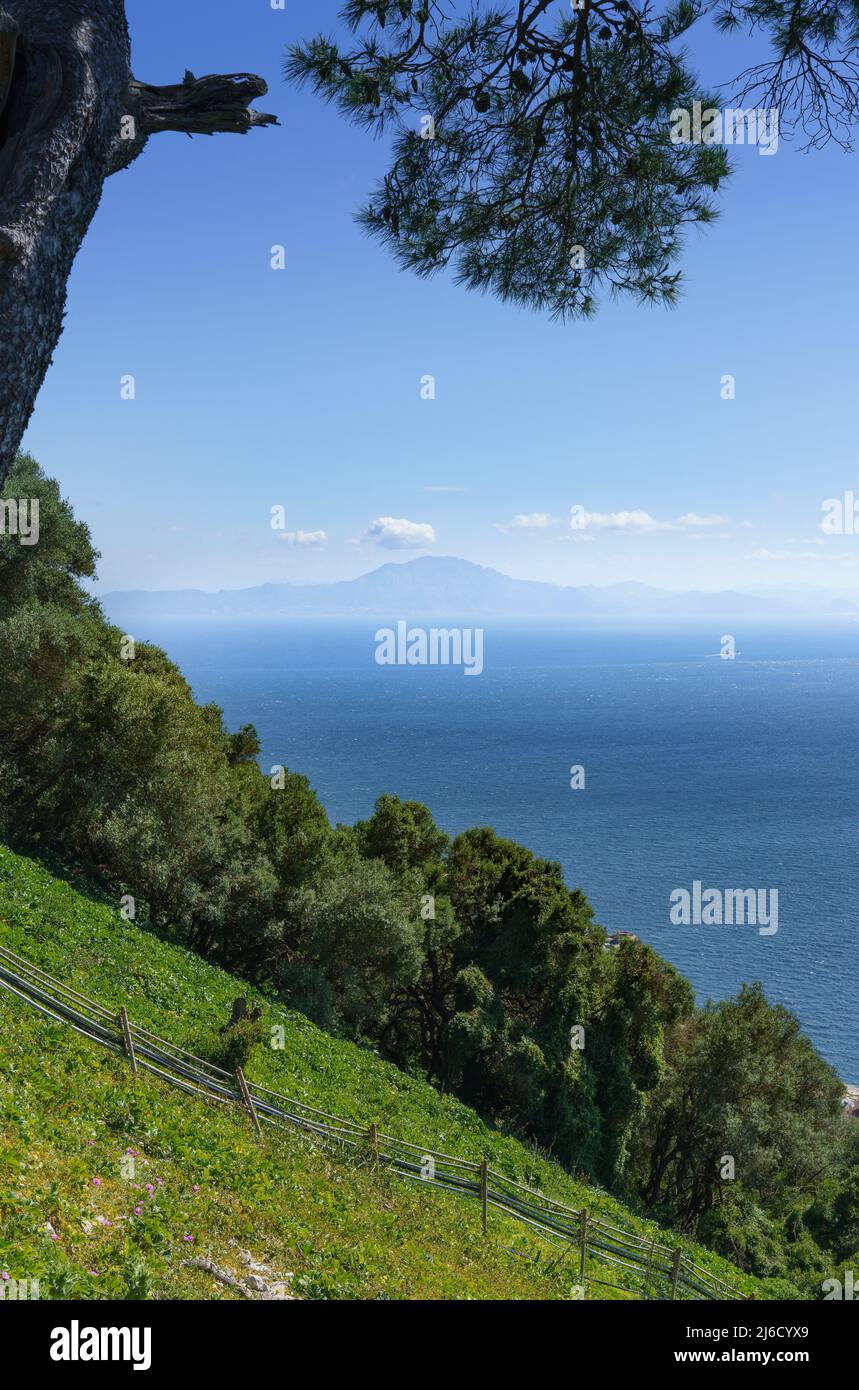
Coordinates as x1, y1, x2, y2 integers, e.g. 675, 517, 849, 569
21, 0, 859, 594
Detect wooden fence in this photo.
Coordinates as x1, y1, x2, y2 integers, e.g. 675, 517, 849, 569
0, 941, 749, 1301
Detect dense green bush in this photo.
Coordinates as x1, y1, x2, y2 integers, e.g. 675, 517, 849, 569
197, 1017, 266, 1074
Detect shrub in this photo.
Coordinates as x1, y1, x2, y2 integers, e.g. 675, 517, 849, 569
197, 1017, 265, 1074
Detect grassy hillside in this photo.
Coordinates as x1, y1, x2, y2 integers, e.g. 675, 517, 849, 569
0, 844, 765, 1301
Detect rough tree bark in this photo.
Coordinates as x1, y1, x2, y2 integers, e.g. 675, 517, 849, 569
0, 0, 277, 487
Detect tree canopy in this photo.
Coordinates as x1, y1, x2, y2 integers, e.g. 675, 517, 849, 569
286, 0, 859, 317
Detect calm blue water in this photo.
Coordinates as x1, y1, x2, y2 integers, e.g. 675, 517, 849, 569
125, 617, 859, 1081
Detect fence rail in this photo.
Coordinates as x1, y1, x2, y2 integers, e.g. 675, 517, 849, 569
0, 942, 749, 1301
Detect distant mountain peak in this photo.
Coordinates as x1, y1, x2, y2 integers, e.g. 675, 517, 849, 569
100, 556, 859, 622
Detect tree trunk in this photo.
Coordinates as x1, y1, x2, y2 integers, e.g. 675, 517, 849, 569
0, 1, 276, 487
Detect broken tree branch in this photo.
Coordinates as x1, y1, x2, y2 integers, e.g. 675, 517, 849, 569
130, 71, 279, 139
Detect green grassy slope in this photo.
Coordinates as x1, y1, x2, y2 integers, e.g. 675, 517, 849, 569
0, 845, 763, 1301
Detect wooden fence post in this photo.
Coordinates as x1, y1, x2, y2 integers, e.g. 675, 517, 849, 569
579, 1209, 588, 1283
367, 1123, 379, 1164
479, 1157, 489, 1235
118, 1006, 137, 1074
234, 1066, 262, 1137
670, 1247, 683, 1300
644, 1238, 659, 1303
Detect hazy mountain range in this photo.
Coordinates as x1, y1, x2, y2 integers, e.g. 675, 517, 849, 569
101, 557, 859, 623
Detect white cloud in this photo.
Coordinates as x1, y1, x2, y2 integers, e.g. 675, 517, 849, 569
492, 505, 738, 540
570, 508, 671, 533
363, 516, 436, 549
278, 529, 328, 547
569, 507, 730, 534
496, 512, 557, 533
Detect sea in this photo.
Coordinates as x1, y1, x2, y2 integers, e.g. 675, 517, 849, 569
123, 616, 859, 1082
